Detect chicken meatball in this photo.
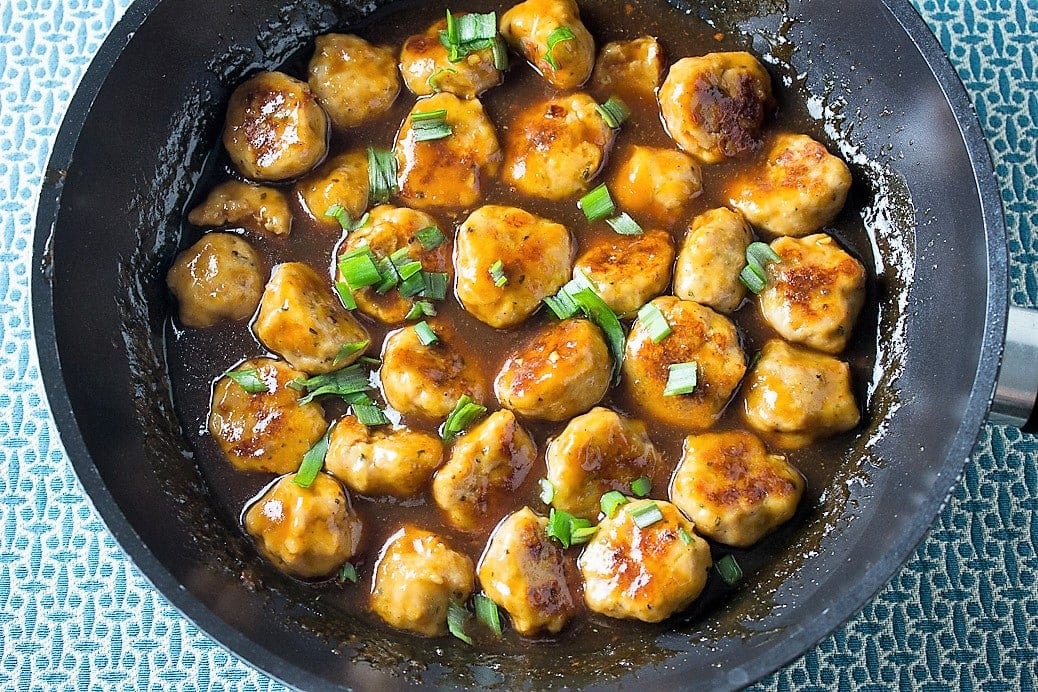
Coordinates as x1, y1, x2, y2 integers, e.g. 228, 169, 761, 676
166, 232, 265, 328
758, 234, 866, 354
477, 507, 578, 636
728, 133, 852, 237
209, 358, 328, 474
573, 229, 675, 318
370, 526, 475, 637
223, 71, 329, 182
670, 430, 805, 548
400, 17, 504, 99
503, 93, 615, 201
673, 207, 753, 313
546, 407, 662, 521
294, 150, 369, 229
187, 180, 292, 236
591, 36, 665, 104
335, 205, 451, 324
253, 263, 370, 375
243, 472, 362, 579
432, 410, 536, 531
743, 339, 860, 448
454, 205, 572, 328
623, 297, 746, 429
324, 415, 444, 498
379, 321, 487, 419
578, 499, 711, 623
495, 319, 610, 421
395, 92, 501, 210
500, 0, 594, 90
609, 145, 702, 226
307, 34, 400, 130
659, 52, 773, 164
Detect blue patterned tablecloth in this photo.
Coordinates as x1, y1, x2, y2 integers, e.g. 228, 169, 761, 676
2, 0, 1036, 689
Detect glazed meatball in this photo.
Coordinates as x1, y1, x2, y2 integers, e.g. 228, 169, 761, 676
495, 319, 610, 421
758, 234, 866, 354
477, 507, 578, 636
307, 34, 400, 130
609, 145, 702, 226
623, 297, 746, 429
673, 207, 752, 314
670, 430, 805, 548
503, 93, 615, 200
728, 133, 852, 237
324, 415, 444, 498
658, 52, 773, 164
370, 526, 475, 637
591, 36, 665, 103
545, 407, 662, 521
223, 71, 329, 182
500, 0, 594, 90
243, 472, 362, 579
432, 410, 536, 531
166, 232, 265, 328
578, 499, 711, 623
395, 92, 501, 209
379, 321, 487, 419
209, 357, 328, 474
454, 205, 572, 328
253, 262, 370, 375
335, 205, 451, 324
743, 339, 860, 448
294, 150, 369, 229
573, 230, 675, 318
400, 17, 503, 99
187, 180, 292, 236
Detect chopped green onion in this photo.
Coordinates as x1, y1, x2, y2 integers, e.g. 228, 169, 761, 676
324, 203, 352, 231
421, 271, 449, 300
716, 554, 743, 586
414, 320, 439, 346
411, 108, 449, 123
440, 10, 499, 62
663, 361, 698, 397
351, 212, 370, 230
411, 109, 453, 142
543, 289, 580, 320
739, 265, 766, 293
398, 270, 428, 298
546, 508, 573, 548
629, 501, 664, 529
223, 368, 268, 394
571, 525, 598, 544
340, 252, 383, 290
488, 259, 508, 287
636, 302, 672, 344
544, 26, 575, 70
426, 66, 458, 92
334, 340, 370, 365
441, 395, 488, 442
396, 260, 424, 282
678, 527, 695, 545
491, 36, 509, 71
606, 212, 644, 235
630, 475, 652, 498
353, 402, 390, 426
600, 490, 629, 518
570, 286, 625, 383
405, 300, 438, 320
539, 478, 555, 505
578, 183, 616, 221
335, 281, 357, 311
373, 255, 400, 294
746, 241, 781, 268
291, 364, 372, 405
447, 600, 473, 645
416, 226, 446, 250
294, 427, 332, 488
473, 594, 503, 637
337, 562, 359, 584
740, 241, 781, 294
595, 96, 631, 129
367, 147, 397, 204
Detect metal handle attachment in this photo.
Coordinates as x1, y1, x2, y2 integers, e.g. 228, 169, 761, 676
989, 305, 1038, 431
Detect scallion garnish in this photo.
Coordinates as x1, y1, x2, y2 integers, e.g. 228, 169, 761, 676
544, 26, 575, 70
547, 508, 595, 548
405, 300, 438, 320
411, 108, 453, 142
426, 66, 458, 92
595, 96, 631, 129
663, 361, 698, 397
367, 147, 397, 204
338, 562, 359, 584
294, 426, 332, 488
578, 183, 616, 221
629, 501, 664, 529
416, 226, 446, 250
353, 402, 390, 426
739, 266, 766, 293
447, 600, 473, 645
398, 270, 428, 298
740, 241, 781, 294
473, 593, 503, 637
439, 10, 499, 62
571, 524, 598, 544
396, 259, 424, 282
543, 289, 580, 320
324, 203, 352, 231
421, 271, 449, 300
539, 478, 555, 505
373, 255, 400, 294
636, 302, 672, 344
333, 340, 370, 365
340, 251, 383, 290
414, 320, 439, 346
335, 281, 358, 311
630, 475, 652, 498
223, 368, 268, 394
488, 259, 508, 287
605, 212, 644, 236
678, 527, 694, 545
716, 554, 743, 586
600, 490, 629, 519
290, 364, 372, 405
491, 36, 509, 71
570, 286, 625, 383
441, 395, 488, 442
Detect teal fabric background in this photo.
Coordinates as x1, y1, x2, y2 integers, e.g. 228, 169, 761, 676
1, 0, 1035, 689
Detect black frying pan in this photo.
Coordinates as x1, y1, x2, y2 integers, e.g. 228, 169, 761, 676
31, 0, 1020, 688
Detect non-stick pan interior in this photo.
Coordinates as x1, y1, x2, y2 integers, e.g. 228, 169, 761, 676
32, 0, 1005, 688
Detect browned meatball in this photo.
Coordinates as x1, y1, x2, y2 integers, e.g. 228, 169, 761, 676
609, 145, 702, 227
294, 150, 369, 229
591, 36, 665, 104
573, 229, 675, 318
187, 180, 292, 236
223, 71, 329, 182
500, 0, 594, 89
673, 207, 753, 314
166, 232, 265, 328
400, 17, 504, 99
307, 34, 400, 130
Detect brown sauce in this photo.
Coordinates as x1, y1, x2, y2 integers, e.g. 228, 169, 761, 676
165, 0, 876, 653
